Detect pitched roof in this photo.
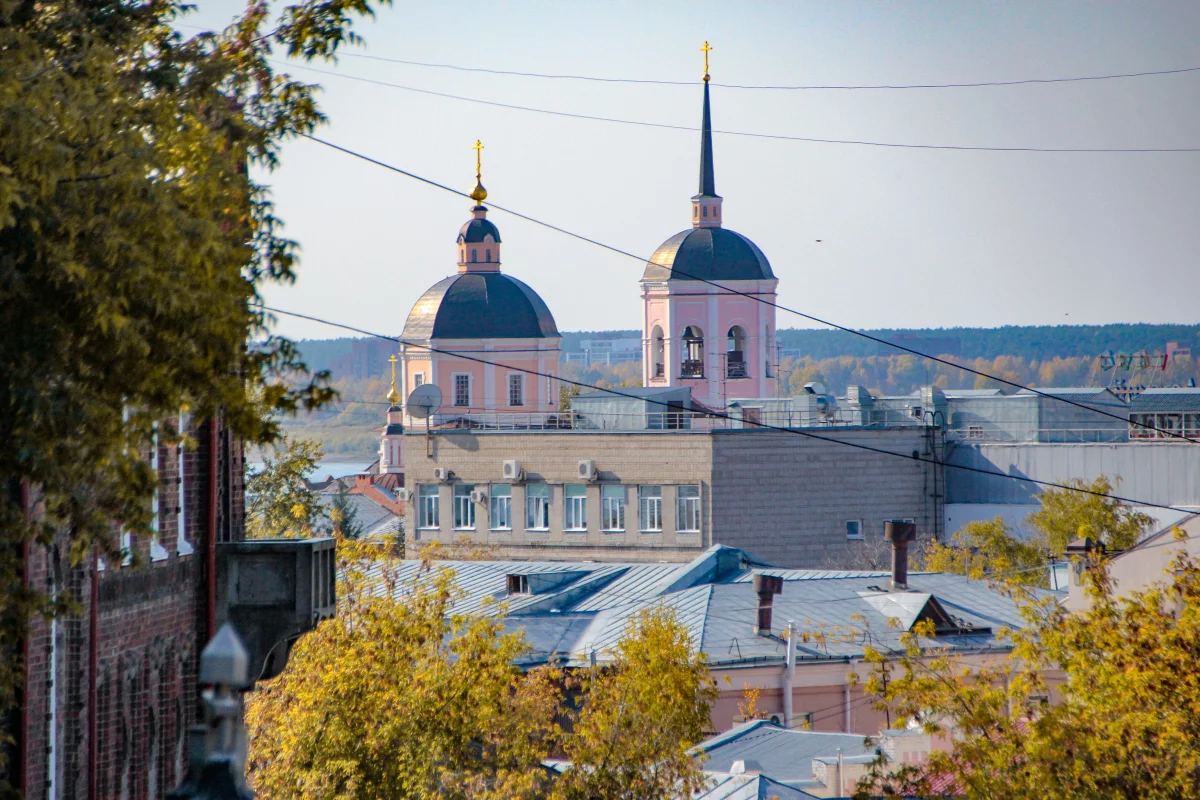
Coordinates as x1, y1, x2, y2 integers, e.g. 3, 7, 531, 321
695, 720, 873, 782
1128, 387, 1200, 413
315, 493, 398, 537
695, 773, 820, 799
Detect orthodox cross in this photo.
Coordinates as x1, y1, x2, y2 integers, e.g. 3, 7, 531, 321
701, 41, 712, 82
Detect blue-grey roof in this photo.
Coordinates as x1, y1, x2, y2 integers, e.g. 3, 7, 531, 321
402, 272, 559, 340
388, 545, 1051, 668
695, 773, 819, 799
644, 228, 775, 282
1128, 388, 1200, 413
457, 216, 501, 244
695, 721, 873, 782
314, 493, 399, 537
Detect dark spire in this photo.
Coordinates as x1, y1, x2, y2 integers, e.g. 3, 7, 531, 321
698, 80, 716, 197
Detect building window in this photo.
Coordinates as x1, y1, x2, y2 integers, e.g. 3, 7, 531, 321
702, 206, 708, 217
601, 485, 625, 532
417, 484, 439, 529
486, 248, 492, 262
846, 520, 863, 540
639, 485, 663, 532
490, 484, 512, 530
453, 484, 475, 530
413, 373, 425, 388
650, 325, 665, 379
471, 249, 478, 262
526, 484, 550, 531
454, 374, 470, 407
508, 373, 524, 406
966, 425, 984, 440
726, 325, 748, 379
681, 326, 704, 378
565, 485, 587, 531
676, 485, 701, 532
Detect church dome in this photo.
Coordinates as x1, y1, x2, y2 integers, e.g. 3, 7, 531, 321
402, 272, 559, 340
643, 227, 774, 282
457, 216, 501, 244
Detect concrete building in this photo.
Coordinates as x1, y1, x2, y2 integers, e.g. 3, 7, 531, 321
402, 425, 936, 567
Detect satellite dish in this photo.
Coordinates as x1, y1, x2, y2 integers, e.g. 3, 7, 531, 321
406, 384, 442, 419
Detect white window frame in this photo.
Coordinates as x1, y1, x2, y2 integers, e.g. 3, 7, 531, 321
526, 484, 550, 531
508, 373, 524, 407
601, 485, 625, 532
846, 520, 864, 540
564, 485, 587, 531
149, 425, 168, 562
453, 484, 475, 530
676, 485, 701, 533
417, 484, 440, 530
413, 372, 425, 388
453, 373, 471, 407
490, 484, 513, 531
638, 485, 663, 533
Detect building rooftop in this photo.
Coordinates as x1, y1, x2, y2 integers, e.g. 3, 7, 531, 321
643, 227, 775, 283
402, 272, 559, 341
1128, 387, 1200, 413
695, 720, 873, 782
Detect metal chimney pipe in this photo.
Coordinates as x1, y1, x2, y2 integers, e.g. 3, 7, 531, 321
884, 521, 918, 590
752, 574, 783, 635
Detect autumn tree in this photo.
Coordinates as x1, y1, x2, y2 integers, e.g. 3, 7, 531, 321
918, 516, 1047, 587
856, 537, 1200, 799
1027, 475, 1153, 554
246, 435, 327, 538
247, 543, 718, 800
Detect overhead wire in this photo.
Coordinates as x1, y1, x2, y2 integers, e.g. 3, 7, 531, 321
274, 61, 1200, 154
294, 134, 1198, 445
257, 303, 1194, 514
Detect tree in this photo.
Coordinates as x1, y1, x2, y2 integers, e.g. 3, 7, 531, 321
918, 516, 1047, 587
247, 542, 718, 800
1027, 476, 1153, 555
329, 482, 363, 539
245, 435, 327, 538
1, 0, 384, 769
856, 538, 1200, 799
552, 606, 718, 800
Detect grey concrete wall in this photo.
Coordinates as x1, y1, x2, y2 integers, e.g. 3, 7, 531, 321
709, 428, 935, 568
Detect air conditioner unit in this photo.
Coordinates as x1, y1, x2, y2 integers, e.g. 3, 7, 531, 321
396, 488, 410, 501
577, 459, 598, 482
502, 459, 525, 481
470, 490, 488, 504
433, 467, 453, 482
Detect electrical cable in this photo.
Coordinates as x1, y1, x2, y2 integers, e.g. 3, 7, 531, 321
276, 62, 1200, 153
256, 303, 1195, 514
333, 53, 1200, 91
295, 134, 1199, 444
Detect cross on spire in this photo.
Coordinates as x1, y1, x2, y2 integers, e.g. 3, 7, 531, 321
469, 139, 488, 206
701, 41, 712, 82
387, 354, 401, 405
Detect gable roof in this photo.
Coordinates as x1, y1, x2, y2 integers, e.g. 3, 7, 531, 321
694, 720, 872, 782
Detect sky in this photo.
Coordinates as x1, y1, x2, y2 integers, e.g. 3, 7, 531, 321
183, 1, 1200, 342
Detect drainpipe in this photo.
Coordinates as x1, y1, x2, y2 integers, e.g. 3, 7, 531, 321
207, 418, 219, 640
837, 748, 845, 796
843, 682, 851, 732
88, 548, 99, 800
783, 620, 795, 729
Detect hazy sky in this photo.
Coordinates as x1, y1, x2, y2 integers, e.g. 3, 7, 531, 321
185, 1, 1200, 342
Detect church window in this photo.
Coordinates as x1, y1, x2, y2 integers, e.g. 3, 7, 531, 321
681, 326, 704, 378
702, 206, 708, 218
454, 374, 471, 407
726, 326, 747, 379
486, 248, 492, 262
714, 206, 720, 217
472, 249, 478, 262
508, 373, 524, 406
693, 207, 699, 219
651, 326, 665, 379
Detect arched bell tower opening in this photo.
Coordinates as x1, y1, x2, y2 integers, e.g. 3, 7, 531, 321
651, 326, 665, 379
682, 326, 705, 379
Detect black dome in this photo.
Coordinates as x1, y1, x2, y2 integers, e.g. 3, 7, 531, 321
643, 227, 774, 282
403, 272, 559, 340
457, 217, 502, 244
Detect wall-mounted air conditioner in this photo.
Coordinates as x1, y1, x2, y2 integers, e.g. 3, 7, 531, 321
502, 459, 525, 481
470, 489, 488, 504
396, 488, 410, 501
577, 459, 598, 482
433, 467, 454, 482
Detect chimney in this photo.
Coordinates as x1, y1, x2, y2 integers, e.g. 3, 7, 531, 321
751, 573, 783, 635
884, 521, 918, 590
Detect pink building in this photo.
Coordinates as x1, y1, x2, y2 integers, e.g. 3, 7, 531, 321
642, 75, 779, 405
392, 148, 561, 458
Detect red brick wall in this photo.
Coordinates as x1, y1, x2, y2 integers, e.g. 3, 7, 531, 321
17, 412, 244, 799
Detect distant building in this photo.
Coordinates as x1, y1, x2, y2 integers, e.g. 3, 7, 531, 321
563, 337, 642, 367
1127, 387, 1200, 440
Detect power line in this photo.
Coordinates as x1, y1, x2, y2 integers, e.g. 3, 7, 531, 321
295, 134, 1197, 444
276, 62, 1200, 154
256, 303, 1194, 514
332, 53, 1200, 91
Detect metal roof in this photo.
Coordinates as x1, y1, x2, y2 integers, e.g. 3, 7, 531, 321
695, 720, 873, 782
643, 228, 775, 282
695, 773, 820, 799
457, 216, 501, 244
402, 272, 559, 340
1128, 388, 1200, 413
390, 545, 1047, 668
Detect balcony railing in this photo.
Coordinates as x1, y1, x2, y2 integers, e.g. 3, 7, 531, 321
725, 360, 748, 379
681, 359, 705, 379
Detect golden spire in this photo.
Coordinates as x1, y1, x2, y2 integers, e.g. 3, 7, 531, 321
386, 354, 401, 405
469, 139, 488, 206
701, 41, 712, 83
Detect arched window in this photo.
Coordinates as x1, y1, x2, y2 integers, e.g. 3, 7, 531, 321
472, 249, 478, 262
726, 326, 748, 379
681, 326, 704, 378
651, 326, 665, 379
702, 206, 708, 218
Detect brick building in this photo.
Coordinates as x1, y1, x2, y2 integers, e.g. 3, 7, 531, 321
13, 412, 245, 799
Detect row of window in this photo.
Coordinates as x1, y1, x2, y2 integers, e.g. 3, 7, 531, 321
460, 247, 496, 263
448, 373, 536, 407
417, 484, 701, 533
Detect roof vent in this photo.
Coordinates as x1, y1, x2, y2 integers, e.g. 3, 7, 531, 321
751, 573, 783, 636
729, 759, 764, 776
